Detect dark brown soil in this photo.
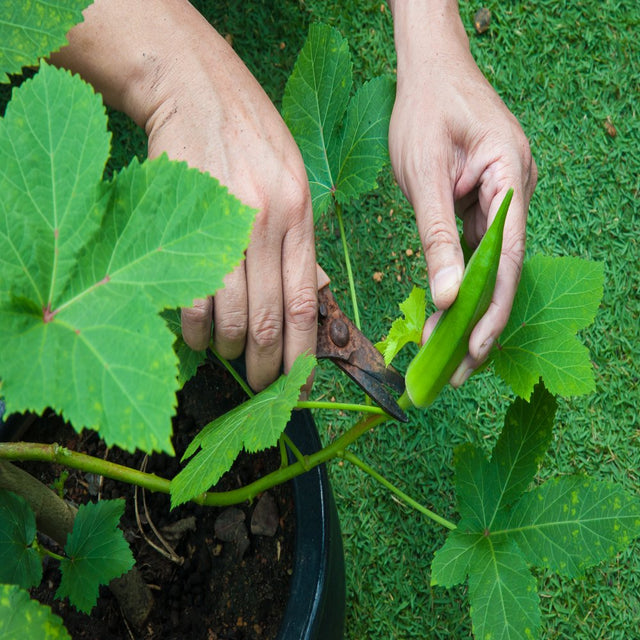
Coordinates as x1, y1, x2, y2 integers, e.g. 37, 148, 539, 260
24, 359, 295, 639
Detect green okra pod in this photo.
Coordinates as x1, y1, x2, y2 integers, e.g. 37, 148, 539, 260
403, 188, 514, 408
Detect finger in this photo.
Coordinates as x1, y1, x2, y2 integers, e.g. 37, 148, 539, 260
421, 309, 443, 345
316, 264, 331, 290
244, 236, 284, 392
411, 159, 465, 311
281, 222, 318, 398
212, 262, 248, 360
181, 297, 213, 351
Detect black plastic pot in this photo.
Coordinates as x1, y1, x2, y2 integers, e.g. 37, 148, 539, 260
1, 378, 347, 639
278, 408, 346, 640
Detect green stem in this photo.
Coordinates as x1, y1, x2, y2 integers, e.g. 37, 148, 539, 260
341, 450, 456, 531
40, 546, 65, 562
0, 412, 388, 506
278, 434, 288, 468
209, 348, 254, 398
281, 433, 307, 468
296, 400, 385, 415
335, 200, 361, 330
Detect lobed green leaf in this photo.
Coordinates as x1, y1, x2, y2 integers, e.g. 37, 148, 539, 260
0, 0, 89, 83
0, 490, 42, 589
494, 255, 604, 399
0, 65, 254, 454
502, 476, 640, 578
282, 24, 394, 219
57, 499, 134, 614
0, 583, 70, 639
170, 353, 316, 508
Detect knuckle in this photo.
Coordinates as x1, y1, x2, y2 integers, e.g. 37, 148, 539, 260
421, 219, 458, 255
214, 310, 248, 344
250, 311, 283, 351
285, 286, 318, 329
181, 299, 212, 326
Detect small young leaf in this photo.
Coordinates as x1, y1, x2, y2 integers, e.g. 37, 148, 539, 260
0, 1, 89, 82
0, 490, 42, 589
282, 23, 352, 217
57, 499, 134, 614
170, 353, 316, 508
376, 286, 426, 365
467, 536, 541, 640
494, 255, 604, 399
503, 476, 640, 578
0, 583, 70, 639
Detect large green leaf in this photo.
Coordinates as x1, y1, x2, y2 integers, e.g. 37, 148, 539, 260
0, 583, 70, 639
282, 24, 394, 219
171, 353, 316, 508
502, 476, 640, 577
0, 64, 254, 454
494, 255, 604, 399
467, 536, 541, 640
0, 490, 42, 589
0, 0, 89, 83
57, 499, 134, 614
432, 382, 640, 639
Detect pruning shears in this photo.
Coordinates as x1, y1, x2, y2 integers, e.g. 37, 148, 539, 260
316, 282, 408, 423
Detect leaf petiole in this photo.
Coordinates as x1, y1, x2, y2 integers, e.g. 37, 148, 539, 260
340, 450, 456, 531
335, 200, 361, 330
296, 400, 385, 414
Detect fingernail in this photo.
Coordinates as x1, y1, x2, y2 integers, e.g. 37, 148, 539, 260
432, 265, 463, 307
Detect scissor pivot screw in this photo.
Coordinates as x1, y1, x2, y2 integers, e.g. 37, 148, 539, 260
330, 319, 350, 347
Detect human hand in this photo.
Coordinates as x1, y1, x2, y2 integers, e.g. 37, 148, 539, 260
389, 2, 537, 385
51, 0, 318, 393
148, 31, 317, 392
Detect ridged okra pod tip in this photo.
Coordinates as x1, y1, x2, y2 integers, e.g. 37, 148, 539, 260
404, 188, 514, 408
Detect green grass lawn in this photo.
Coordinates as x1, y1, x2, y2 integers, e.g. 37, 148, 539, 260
104, 1, 639, 637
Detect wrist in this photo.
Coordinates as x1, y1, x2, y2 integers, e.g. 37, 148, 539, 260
50, 0, 232, 131
390, 1, 470, 81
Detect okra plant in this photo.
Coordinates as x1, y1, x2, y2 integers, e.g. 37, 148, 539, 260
0, 9, 638, 640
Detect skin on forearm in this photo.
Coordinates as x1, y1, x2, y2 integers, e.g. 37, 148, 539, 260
388, 0, 471, 79
49, 0, 235, 132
